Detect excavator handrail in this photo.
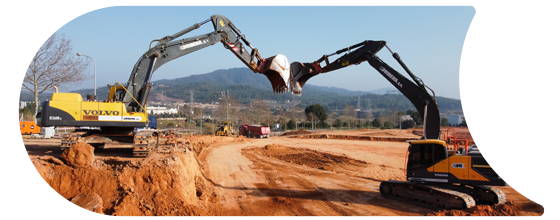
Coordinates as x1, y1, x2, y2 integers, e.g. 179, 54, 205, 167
116, 82, 148, 113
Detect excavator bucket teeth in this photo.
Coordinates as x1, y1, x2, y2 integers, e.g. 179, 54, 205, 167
258, 54, 290, 94
289, 62, 320, 96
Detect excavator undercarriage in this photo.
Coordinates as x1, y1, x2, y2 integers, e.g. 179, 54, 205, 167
60, 129, 159, 158
380, 180, 506, 210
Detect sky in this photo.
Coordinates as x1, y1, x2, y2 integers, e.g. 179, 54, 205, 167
50, 6, 474, 100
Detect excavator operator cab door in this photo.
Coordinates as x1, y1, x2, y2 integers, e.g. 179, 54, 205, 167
407, 141, 449, 183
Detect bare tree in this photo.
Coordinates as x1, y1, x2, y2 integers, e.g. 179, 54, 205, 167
252, 100, 272, 126
343, 104, 357, 118
24, 33, 90, 114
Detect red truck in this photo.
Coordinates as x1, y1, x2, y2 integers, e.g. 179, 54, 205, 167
238, 124, 270, 138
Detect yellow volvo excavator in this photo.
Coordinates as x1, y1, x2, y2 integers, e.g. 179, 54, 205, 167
288, 40, 506, 209
36, 15, 291, 157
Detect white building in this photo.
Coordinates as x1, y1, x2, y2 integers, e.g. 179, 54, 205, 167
400, 115, 413, 122
447, 114, 463, 125
147, 106, 178, 115
19, 101, 27, 109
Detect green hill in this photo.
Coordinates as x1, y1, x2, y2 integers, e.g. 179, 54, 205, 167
20, 67, 463, 113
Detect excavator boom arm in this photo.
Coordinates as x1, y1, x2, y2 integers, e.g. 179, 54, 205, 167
119, 15, 290, 112
290, 40, 440, 139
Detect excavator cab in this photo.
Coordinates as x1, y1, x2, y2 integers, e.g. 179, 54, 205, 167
107, 83, 126, 102
406, 139, 506, 187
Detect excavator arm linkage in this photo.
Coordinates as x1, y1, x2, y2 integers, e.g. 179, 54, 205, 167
289, 40, 441, 139
118, 15, 290, 112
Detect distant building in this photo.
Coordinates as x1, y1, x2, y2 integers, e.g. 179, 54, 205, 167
19, 101, 27, 109
147, 106, 178, 115
273, 123, 282, 131
400, 115, 413, 122
447, 114, 463, 125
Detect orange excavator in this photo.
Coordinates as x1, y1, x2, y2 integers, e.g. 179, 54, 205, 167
288, 40, 506, 209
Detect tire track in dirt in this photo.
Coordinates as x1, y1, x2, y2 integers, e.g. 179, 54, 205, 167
240, 144, 430, 216
243, 149, 348, 216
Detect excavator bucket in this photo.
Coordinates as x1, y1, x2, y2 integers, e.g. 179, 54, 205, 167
258, 54, 291, 94
289, 62, 320, 96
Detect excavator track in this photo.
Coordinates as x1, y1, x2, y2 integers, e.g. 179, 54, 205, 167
60, 131, 87, 151
434, 184, 506, 206
132, 130, 158, 158
380, 180, 476, 210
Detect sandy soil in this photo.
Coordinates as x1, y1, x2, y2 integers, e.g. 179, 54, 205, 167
24, 128, 544, 216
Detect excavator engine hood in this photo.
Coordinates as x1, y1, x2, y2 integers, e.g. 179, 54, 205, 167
258, 54, 290, 94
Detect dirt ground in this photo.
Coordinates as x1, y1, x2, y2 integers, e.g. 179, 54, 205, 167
24, 127, 544, 216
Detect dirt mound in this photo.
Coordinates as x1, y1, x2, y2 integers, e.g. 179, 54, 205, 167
411, 130, 423, 136
182, 134, 246, 155
155, 134, 247, 155
18, 151, 216, 217
251, 144, 367, 171
281, 130, 311, 136
59, 142, 94, 168
427, 202, 520, 216
294, 134, 419, 142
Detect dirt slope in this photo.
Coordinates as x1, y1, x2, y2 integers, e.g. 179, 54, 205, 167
25, 129, 544, 216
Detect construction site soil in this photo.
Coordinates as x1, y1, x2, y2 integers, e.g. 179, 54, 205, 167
24, 128, 544, 216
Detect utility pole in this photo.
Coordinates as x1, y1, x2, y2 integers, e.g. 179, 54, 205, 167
76, 53, 97, 97
311, 114, 314, 130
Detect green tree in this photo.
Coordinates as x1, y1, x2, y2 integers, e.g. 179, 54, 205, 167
317, 121, 329, 129
401, 119, 415, 129
305, 104, 327, 129
277, 117, 288, 131
287, 119, 296, 130
383, 121, 394, 129
372, 118, 381, 127
19, 106, 32, 115
333, 118, 342, 128
441, 117, 449, 127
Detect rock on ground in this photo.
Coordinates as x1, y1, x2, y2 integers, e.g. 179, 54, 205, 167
60, 142, 95, 168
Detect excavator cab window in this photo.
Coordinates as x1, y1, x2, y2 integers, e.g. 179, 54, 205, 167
408, 144, 432, 171
433, 145, 447, 162
408, 143, 447, 171
407, 144, 447, 173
